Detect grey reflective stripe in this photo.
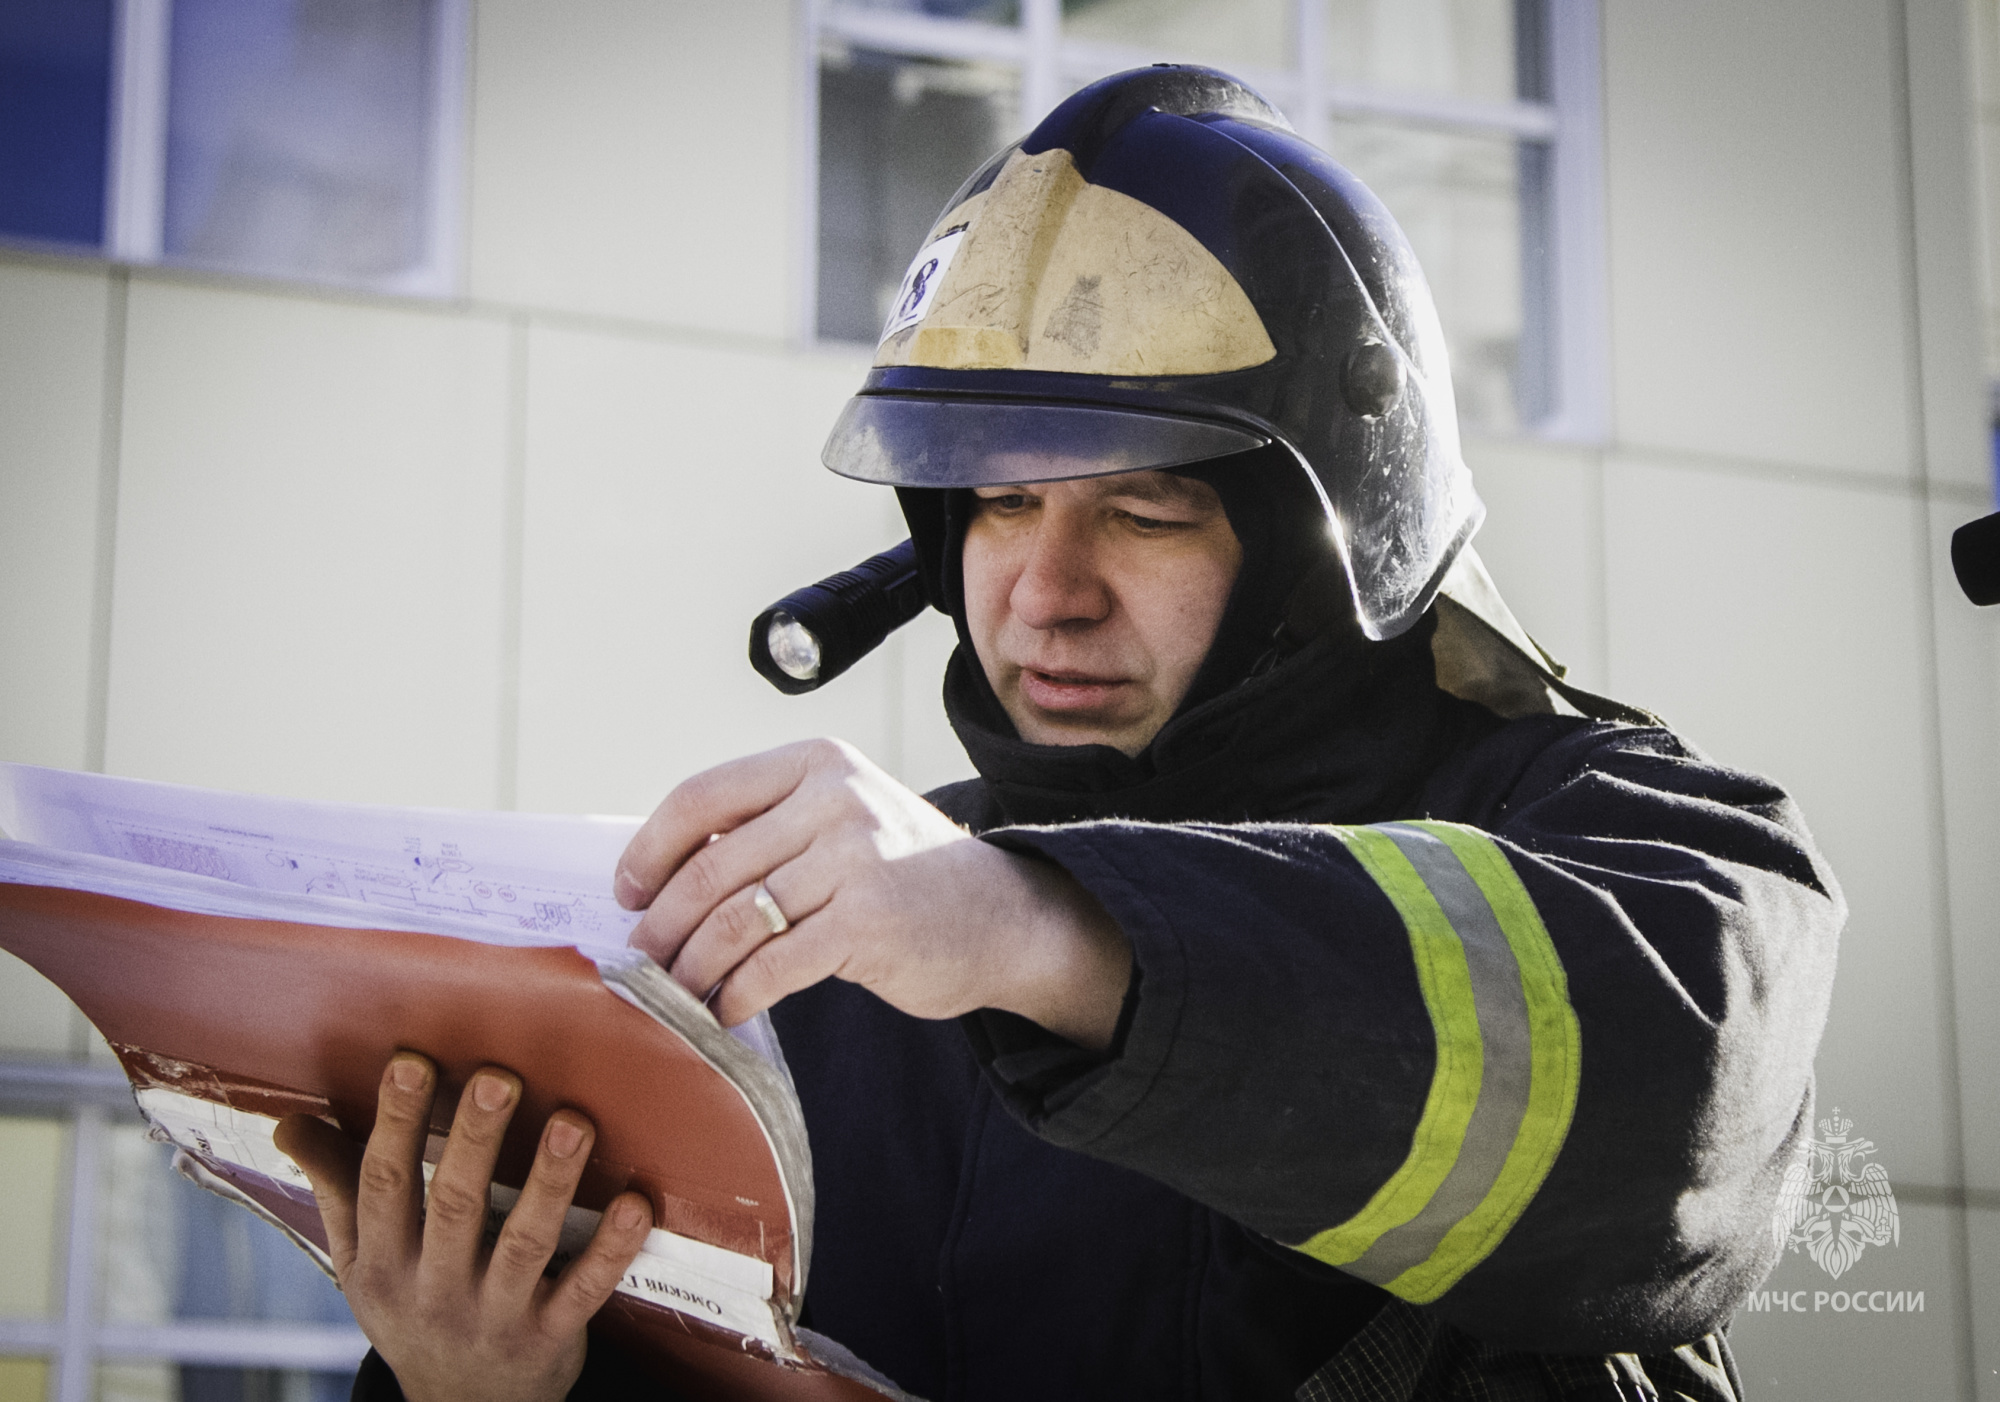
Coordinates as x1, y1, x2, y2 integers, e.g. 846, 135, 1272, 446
1341, 822, 1536, 1286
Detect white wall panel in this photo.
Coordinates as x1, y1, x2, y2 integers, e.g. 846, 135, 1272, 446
1978, 69, 2000, 374
515, 328, 902, 817
1972, 1206, 2000, 1400
1461, 436, 1607, 691
1906, 0, 1993, 493
1730, 1200, 1971, 1398
468, 0, 795, 338
0, 956, 79, 1057
1602, 0, 1915, 479
105, 281, 511, 806
1604, 459, 1957, 1186
0, 262, 109, 771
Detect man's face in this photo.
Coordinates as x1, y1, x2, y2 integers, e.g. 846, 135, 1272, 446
961, 470, 1242, 756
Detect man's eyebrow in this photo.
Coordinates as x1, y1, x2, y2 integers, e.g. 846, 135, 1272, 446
1098, 473, 1216, 508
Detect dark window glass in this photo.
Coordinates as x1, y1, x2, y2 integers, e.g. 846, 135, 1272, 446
1324, 0, 1519, 103
169, 1159, 352, 1326
97, 1126, 359, 1401
1513, 0, 1555, 426
176, 1366, 357, 1402
1327, 119, 1527, 434
1514, 0, 1549, 101
839, 0, 1021, 24
0, 0, 113, 248
817, 45, 1018, 344
164, 0, 437, 285
1064, 0, 1291, 74
1317, 0, 1560, 431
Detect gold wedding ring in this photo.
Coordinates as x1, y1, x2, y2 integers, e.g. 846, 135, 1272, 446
751, 881, 790, 936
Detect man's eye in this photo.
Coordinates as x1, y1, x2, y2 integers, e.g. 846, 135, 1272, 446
1118, 510, 1183, 532
981, 493, 1033, 512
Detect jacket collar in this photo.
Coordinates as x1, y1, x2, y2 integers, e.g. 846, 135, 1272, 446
943, 612, 1494, 827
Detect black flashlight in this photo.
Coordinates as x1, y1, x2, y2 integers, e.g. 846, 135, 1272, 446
749, 539, 927, 694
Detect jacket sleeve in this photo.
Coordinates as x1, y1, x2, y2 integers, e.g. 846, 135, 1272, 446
349, 1342, 676, 1402
964, 722, 1842, 1354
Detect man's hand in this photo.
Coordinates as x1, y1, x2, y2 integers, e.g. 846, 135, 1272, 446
616, 739, 1132, 1049
274, 1055, 654, 1402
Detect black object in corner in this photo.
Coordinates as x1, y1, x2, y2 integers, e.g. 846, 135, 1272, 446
1952, 510, 2000, 606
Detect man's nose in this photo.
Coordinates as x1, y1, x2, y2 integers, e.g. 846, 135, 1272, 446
1009, 517, 1110, 630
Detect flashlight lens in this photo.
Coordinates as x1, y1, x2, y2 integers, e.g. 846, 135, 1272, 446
768, 613, 822, 681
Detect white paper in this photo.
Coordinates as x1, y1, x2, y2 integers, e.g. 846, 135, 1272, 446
137, 1085, 319, 1193
0, 763, 643, 949
480, 1178, 783, 1346
0, 764, 786, 1061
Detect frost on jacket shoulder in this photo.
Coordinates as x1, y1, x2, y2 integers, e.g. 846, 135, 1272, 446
965, 716, 1844, 1356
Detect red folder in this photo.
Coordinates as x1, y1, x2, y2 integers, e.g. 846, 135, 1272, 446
0, 880, 901, 1401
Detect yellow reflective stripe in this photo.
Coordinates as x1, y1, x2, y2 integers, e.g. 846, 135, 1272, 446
1299, 826, 1485, 1266
1294, 822, 1581, 1304
1390, 821, 1582, 1302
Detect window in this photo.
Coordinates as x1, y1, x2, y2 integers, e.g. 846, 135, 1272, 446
0, 0, 467, 297
809, 0, 1607, 440
1, 1060, 367, 1402
0, 4, 116, 249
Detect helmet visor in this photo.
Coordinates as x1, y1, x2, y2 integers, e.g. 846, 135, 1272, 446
822, 394, 1269, 487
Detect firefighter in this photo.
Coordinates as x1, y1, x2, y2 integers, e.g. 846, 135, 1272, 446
286, 67, 1840, 1401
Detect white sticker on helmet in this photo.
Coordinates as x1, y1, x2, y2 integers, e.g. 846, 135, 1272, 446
880, 228, 966, 340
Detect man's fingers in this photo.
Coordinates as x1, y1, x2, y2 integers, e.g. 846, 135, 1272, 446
420, 1067, 520, 1278
541, 1191, 654, 1340
708, 920, 850, 1028
614, 742, 835, 910
273, 1115, 364, 1279
666, 850, 835, 999
484, 1110, 595, 1315
627, 804, 816, 967
354, 1053, 436, 1270
661, 884, 790, 1000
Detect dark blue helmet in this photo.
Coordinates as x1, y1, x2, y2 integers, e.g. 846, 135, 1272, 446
821, 64, 1482, 642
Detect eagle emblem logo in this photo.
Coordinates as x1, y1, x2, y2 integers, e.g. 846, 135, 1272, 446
1771, 1107, 1900, 1279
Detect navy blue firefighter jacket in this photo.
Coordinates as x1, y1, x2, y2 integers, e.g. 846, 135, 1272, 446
767, 616, 1842, 1400
352, 607, 1841, 1402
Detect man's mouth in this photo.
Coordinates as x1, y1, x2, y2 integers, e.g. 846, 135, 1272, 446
1019, 668, 1131, 714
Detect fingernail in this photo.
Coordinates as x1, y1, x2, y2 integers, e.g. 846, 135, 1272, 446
389, 1058, 427, 1092
611, 1199, 646, 1230
614, 868, 644, 908
472, 1075, 514, 1112
546, 1118, 584, 1158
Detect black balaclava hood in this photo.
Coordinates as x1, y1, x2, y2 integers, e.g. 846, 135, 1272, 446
896, 453, 1486, 829
1165, 444, 1333, 711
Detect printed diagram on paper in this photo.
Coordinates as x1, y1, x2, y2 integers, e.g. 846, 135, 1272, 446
103, 818, 640, 942
0, 763, 646, 949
